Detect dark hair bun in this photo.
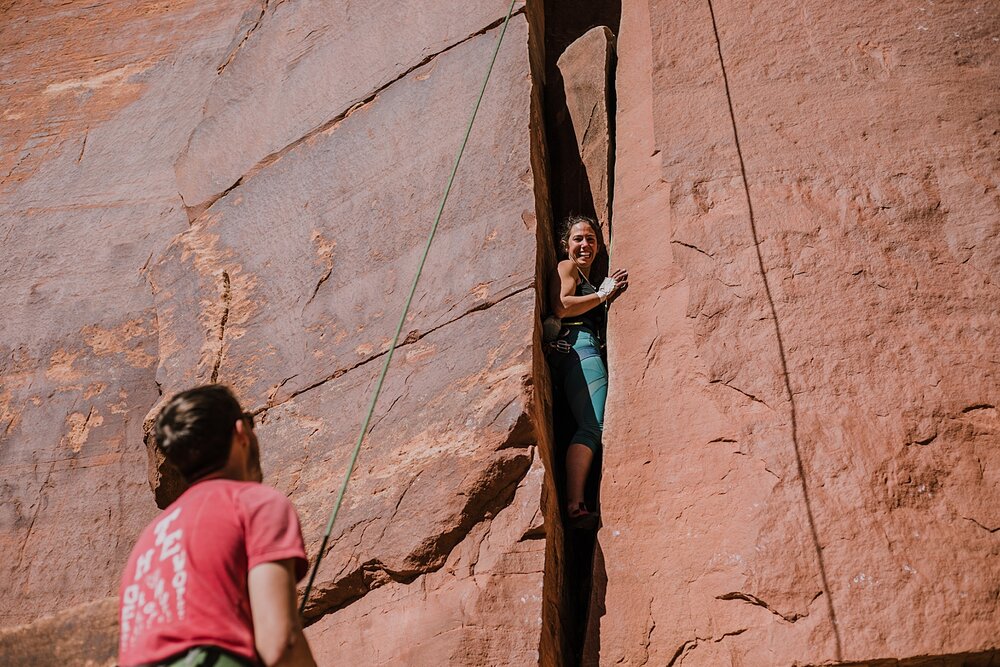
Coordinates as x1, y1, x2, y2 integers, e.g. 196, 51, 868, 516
155, 384, 243, 481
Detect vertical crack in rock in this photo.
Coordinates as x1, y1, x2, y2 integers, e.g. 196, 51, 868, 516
76, 128, 88, 164
64, 406, 97, 454
217, 0, 272, 75
360, 371, 411, 439
540, 4, 622, 663
705, 0, 844, 659
210, 270, 232, 384
142, 249, 165, 399
523, 2, 573, 663
304, 265, 333, 308
139, 250, 155, 276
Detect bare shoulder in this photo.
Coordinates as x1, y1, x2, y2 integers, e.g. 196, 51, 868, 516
556, 259, 578, 279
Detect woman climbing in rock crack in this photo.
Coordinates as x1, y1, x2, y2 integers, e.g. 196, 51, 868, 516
546, 215, 628, 530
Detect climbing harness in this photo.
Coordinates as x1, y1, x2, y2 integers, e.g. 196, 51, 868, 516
543, 264, 615, 355
298, 0, 520, 615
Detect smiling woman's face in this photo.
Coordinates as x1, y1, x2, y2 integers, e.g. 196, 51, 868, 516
566, 221, 599, 270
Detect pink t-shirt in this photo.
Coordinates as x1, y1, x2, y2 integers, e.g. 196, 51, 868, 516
118, 479, 308, 666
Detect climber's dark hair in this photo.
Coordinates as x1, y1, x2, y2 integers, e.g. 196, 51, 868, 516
154, 384, 244, 482
558, 214, 604, 257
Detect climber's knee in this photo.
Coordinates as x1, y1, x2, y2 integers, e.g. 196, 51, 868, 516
571, 427, 602, 455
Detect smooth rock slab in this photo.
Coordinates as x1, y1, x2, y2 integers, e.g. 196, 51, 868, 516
142, 8, 555, 663
1, 4, 556, 665
598, 0, 1000, 664
0, 0, 250, 628
175, 0, 524, 211
150, 15, 536, 415
305, 457, 546, 666
255, 295, 538, 618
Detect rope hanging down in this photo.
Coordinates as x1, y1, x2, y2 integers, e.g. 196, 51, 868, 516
299, 0, 520, 615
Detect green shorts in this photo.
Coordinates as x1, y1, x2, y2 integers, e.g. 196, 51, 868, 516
150, 646, 255, 667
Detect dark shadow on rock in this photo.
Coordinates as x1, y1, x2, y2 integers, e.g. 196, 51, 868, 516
829, 650, 1000, 667
543, 0, 622, 234
541, 3, 621, 663
581, 539, 607, 666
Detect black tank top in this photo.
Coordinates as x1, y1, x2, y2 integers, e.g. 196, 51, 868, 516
572, 276, 605, 333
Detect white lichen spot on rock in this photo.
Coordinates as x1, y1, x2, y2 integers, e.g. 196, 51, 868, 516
44, 62, 150, 95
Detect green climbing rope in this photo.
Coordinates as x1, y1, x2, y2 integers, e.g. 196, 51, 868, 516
299, 0, 520, 615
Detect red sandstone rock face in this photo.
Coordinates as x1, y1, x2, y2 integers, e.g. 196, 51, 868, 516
599, 0, 1000, 664
1, 2, 561, 665
174, 1, 521, 214
0, 0, 251, 636
5, 0, 999, 664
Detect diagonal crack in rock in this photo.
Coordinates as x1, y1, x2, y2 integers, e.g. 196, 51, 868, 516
217, 0, 273, 75
716, 590, 819, 623
300, 446, 534, 622
186, 6, 527, 217
253, 282, 533, 415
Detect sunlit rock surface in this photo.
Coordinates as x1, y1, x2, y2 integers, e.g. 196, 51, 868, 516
596, 0, 1000, 664
0, 2, 560, 665
2, 0, 998, 665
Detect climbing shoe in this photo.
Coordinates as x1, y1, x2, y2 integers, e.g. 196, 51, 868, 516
566, 502, 599, 531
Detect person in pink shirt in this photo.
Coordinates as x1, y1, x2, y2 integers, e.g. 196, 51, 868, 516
118, 385, 317, 667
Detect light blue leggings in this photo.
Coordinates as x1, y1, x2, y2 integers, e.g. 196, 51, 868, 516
548, 326, 608, 453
